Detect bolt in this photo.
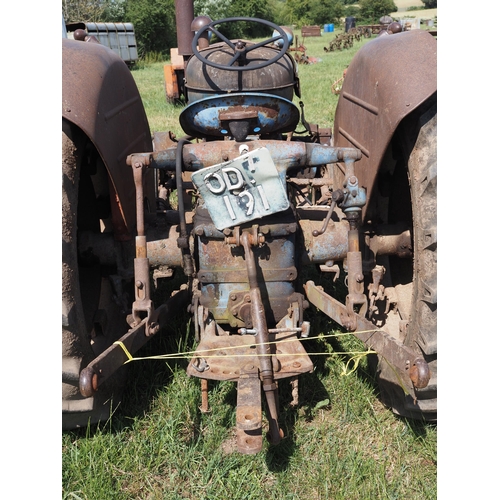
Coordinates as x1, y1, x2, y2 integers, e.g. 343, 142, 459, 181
135, 280, 144, 289
134, 162, 142, 169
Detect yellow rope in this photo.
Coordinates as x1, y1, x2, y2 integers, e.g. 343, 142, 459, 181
122, 329, 380, 367
113, 341, 134, 362
113, 326, 412, 398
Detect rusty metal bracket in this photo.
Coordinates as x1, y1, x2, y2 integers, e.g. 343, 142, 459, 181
80, 289, 190, 398
80, 318, 148, 398
186, 229, 313, 447
368, 265, 386, 318
303, 281, 430, 399
236, 369, 263, 454
128, 155, 155, 331
240, 230, 282, 445
343, 228, 368, 330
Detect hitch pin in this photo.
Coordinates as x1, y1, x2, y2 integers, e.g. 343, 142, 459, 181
239, 322, 310, 338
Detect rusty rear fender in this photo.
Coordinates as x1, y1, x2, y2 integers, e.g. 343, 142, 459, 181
62, 38, 154, 238
333, 30, 437, 219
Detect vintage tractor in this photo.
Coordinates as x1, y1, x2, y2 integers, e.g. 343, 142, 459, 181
62, 3, 436, 453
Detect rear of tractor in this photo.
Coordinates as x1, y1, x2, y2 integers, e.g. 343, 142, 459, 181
62, 3, 437, 451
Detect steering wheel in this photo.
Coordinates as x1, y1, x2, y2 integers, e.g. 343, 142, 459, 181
191, 17, 290, 71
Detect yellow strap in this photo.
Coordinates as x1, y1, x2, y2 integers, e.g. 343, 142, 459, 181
112, 330, 380, 366
113, 341, 134, 362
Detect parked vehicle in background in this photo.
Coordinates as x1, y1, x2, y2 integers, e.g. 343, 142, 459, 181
64, 20, 139, 65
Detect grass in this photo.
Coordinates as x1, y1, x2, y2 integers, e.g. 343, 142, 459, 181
63, 318, 437, 499
391, 0, 437, 18
62, 29, 437, 500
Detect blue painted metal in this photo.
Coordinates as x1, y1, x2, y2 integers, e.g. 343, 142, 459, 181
340, 175, 367, 214
146, 140, 361, 172
179, 93, 300, 139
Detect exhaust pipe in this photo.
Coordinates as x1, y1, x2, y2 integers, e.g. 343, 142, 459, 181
175, 0, 195, 56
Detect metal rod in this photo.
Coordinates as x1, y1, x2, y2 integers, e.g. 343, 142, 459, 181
200, 379, 210, 413
240, 231, 282, 445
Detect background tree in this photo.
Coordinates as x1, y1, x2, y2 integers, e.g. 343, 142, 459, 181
124, 0, 177, 56
102, 0, 127, 21
309, 0, 345, 26
65, 0, 367, 58
277, 0, 310, 27
194, 0, 232, 22
358, 0, 397, 23
63, 0, 105, 22
63, 0, 127, 23
344, 4, 359, 18
194, 0, 277, 39
422, 0, 437, 8
276, 0, 345, 28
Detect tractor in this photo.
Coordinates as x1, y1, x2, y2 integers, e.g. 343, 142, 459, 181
62, 1, 436, 454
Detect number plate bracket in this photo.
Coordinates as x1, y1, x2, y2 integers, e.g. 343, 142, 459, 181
191, 148, 289, 230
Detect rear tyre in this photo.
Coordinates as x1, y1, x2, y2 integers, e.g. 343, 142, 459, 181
62, 120, 127, 429
375, 99, 437, 420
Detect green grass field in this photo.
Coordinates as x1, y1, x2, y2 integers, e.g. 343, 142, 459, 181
62, 29, 437, 500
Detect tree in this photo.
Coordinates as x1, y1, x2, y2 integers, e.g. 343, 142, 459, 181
274, 0, 345, 28
309, 0, 345, 26
278, 0, 311, 26
102, 0, 127, 21
358, 0, 397, 23
344, 4, 359, 18
124, 0, 176, 56
422, 0, 437, 8
194, 0, 277, 39
194, 0, 232, 22
62, 0, 106, 22
62, 0, 127, 23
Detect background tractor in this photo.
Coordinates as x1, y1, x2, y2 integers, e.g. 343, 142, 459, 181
62, 0, 436, 453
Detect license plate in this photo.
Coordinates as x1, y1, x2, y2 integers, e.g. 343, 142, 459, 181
191, 147, 289, 230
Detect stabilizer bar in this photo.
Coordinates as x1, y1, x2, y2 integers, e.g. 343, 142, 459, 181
303, 281, 430, 400
79, 289, 190, 398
